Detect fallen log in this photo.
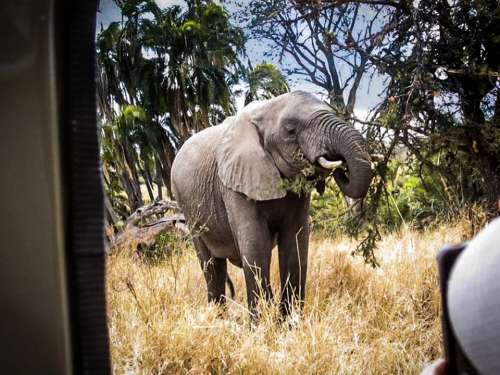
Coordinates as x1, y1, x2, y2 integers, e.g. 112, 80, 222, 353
109, 200, 188, 253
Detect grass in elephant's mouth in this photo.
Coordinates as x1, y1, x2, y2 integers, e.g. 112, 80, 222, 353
107, 223, 468, 374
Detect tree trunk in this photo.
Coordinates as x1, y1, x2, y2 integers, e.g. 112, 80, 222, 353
160, 139, 176, 198
104, 190, 119, 229
121, 145, 143, 209
477, 151, 500, 210
144, 166, 156, 200
110, 200, 188, 252
141, 168, 155, 202
155, 156, 164, 200
120, 171, 141, 211
460, 78, 500, 211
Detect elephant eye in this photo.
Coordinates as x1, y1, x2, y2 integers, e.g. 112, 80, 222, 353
286, 127, 296, 135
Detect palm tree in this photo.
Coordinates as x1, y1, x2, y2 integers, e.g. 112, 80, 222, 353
244, 63, 289, 105
96, 0, 245, 213
139, 0, 244, 141
101, 105, 147, 212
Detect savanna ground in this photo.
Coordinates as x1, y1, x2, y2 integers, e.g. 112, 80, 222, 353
106, 221, 474, 374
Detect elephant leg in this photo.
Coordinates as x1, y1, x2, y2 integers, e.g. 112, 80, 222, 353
278, 221, 309, 317
224, 192, 273, 318
193, 238, 227, 304
241, 245, 273, 319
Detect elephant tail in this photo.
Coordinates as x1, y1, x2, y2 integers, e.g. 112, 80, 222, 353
226, 275, 235, 299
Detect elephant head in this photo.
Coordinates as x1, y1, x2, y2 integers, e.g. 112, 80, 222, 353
216, 91, 374, 200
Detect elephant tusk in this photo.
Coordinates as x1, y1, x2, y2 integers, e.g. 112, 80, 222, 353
318, 156, 343, 170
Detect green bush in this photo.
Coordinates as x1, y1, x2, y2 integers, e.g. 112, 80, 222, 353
310, 182, 346, 234
138, 231, 187, 264
310, 158, 453, 237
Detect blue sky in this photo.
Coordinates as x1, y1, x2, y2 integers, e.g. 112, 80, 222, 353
97, 0, 386, 116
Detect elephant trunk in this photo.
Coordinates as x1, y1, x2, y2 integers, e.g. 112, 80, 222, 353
308, 111, 373, 199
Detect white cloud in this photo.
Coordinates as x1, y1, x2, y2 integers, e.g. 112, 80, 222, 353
155, 0, 187, 8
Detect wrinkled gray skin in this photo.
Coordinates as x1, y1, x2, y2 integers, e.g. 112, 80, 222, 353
171, 91, 373, 317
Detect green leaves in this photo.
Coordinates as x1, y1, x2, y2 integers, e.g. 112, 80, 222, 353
97, 0, 246, 225
121, 105, 146, 122
180, 20, 202, 33
244, 63, 289, 105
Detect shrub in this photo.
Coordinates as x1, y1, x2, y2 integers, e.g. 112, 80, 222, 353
138, 231, 187, 263
310, 158, 462, 236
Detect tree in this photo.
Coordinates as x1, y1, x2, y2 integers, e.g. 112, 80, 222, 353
244, 62, 290, 105
138, 0, 245, 140
236, 0, 396, 116
101, 105, 146, 213
363, 0, 500, 210
97, 0, 245, 216
233, 0, 500, 263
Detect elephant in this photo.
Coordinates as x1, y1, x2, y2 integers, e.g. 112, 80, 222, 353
171, 91, 374, 317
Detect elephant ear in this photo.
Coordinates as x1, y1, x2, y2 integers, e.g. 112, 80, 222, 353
216, 113, 286, 201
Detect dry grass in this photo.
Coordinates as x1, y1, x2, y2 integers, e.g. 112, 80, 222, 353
107, 223, 468, 374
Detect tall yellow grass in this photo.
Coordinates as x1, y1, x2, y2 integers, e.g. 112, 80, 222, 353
107, 223, 467, 374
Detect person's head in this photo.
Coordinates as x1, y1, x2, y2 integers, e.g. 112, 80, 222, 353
447, 217, 500, 374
